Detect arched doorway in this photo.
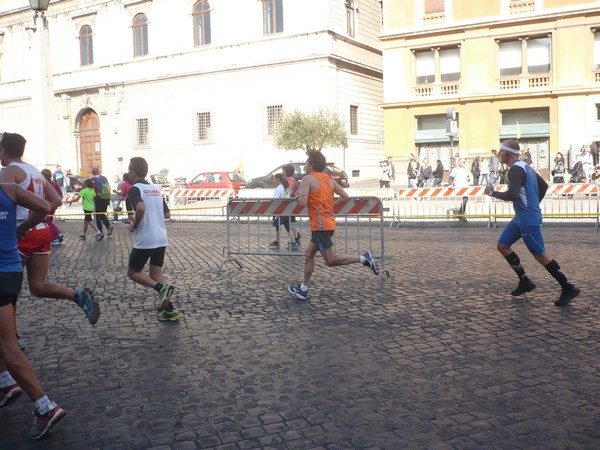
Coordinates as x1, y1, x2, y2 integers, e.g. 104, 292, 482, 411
79, 109, 102, 176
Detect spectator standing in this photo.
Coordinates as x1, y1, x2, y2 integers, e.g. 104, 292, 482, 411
470, 156, 481, 186
485, 139, 580, 306
407, 153, 420, 188
523, 149, 533, 165
449, 158, 471, 222
420, 158, 433, 187
77, 179, 103, 240
480, 157, 490, 185
0, 180, 68, 440
432, 160, 444, 187
287, 150, 379, 300
91, 167, 113, 238
570, 155, 585, 183
52, 165, 64, 189
387, 156, 395, 182
126, 157, 180, 321
111, 175, 124, 223
581, 147, 593, 183
63, 169, 73, 192
120, 173, 134, 224
379, 160, 392, 188
551, 154, 565, 183
490, 150, 500, 186
282, 164, 301, 244
269, 173, 298, 250
41, 169, 64, 246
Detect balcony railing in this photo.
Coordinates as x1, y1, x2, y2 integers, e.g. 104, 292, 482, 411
413, 82, 460, 98
422, 12, 445, 26
499, 74, 550, 91
509, 0, 535, 14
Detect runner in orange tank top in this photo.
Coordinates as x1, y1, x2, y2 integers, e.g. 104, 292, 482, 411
287, 150, 380, 300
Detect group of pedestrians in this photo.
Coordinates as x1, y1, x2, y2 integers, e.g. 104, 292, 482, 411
0, 132, 178, 439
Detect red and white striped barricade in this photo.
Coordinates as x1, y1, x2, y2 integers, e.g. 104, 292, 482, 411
392, 186, 494, 227
218, 197, 386, 274
168, 188, 236, 218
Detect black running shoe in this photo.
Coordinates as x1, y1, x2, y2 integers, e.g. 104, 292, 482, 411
510, 277, 536, 296
555, 285, 580, 306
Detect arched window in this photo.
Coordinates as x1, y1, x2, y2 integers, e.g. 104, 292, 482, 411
79, 25, 94, 66
132, 13, 149, 57
193, 0, 211, 46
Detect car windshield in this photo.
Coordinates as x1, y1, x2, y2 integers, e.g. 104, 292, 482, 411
152, 174, 169, 184
228, 172, 246, 182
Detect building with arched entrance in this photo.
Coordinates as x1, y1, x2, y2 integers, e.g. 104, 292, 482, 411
0, 0, 384, 182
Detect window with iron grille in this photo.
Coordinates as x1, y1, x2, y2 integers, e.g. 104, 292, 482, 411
194, 111, 212, 144
135, 118, 149, 147
263, 0, 283, 35
350, 105, 358, 135
266, 105, 283, 139
193, 0, 211, 46
79, 25, 94, 66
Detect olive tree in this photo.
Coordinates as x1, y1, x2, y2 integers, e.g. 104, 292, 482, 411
274, 108, 348, 155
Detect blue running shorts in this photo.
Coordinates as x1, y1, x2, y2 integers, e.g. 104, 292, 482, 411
498, 220, 545, 256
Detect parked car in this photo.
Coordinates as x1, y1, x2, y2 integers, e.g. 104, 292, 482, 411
245, 162, 349, 189
150, 174, 173, 201
187, 171, 247, 192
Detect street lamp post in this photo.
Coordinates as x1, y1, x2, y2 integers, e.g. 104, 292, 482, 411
28, 0, 57, 166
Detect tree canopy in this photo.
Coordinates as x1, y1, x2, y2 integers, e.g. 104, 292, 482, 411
274, 108, 348, 155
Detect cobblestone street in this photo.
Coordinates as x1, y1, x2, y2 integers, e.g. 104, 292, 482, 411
1, 221, 599, 449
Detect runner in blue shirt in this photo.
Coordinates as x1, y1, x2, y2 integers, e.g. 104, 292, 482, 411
485, 139, 580, 307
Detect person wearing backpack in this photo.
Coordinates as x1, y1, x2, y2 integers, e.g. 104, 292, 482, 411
91, 167, 113, 238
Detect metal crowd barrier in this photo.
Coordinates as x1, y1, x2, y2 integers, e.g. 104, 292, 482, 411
217, 196, 386, 274
389, 184, 599, 228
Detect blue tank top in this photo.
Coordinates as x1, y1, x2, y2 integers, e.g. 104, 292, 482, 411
512, 161, 542, 226
0, 186, 23, 272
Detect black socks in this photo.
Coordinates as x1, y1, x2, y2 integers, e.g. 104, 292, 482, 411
504, 252, 526, 280
544, 259, 570, 290
154, 283, 163, 292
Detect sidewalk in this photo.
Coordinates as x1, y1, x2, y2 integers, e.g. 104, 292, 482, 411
1, 221, 599, 449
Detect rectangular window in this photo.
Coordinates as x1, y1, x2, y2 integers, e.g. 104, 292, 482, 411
194, 112, 212, 143
415, 51, 435, 84
135, 118, 149, 147
346, 0, 355, 37
350, 105, 358, 135
499, 40, 522, 76
596, 104, 600, 121
440, 48, 460, 82
527, 37, 550, 74
266, 105, 283, 137
424, 0, 444, 14
263, 0, 283, 35
595, 32, 600, 68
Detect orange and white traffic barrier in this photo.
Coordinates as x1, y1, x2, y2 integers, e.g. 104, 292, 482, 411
227, 197, 383, 217
397, 183, 598, 199
546, 183, 598, 195
218, 197, 386, 273
169, 188, 236, 199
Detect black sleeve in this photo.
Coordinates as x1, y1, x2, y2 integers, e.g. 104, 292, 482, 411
537, 172, 548, 201
128, 185, 142, 210
163, 198, 170, 214
492, 165, 525, 202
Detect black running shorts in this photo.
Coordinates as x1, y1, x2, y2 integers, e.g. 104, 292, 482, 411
310, 230, 334, 251
0, 272, 23, 307
129, 247, 166, 272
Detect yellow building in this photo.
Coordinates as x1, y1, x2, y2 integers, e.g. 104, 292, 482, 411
381, 0, 600, 178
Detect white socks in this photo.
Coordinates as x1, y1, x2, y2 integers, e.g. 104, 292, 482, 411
300, 283, 308, 292
34, 395, 56, 415
0, 370, 16, 388
360, 255, 366, 263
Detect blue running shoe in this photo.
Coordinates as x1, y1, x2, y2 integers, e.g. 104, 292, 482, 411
363, 250, 380, 276
75, 288, 101, 325
288, 283, 308, 300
